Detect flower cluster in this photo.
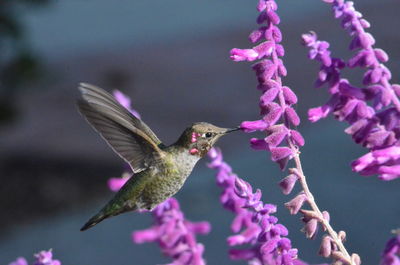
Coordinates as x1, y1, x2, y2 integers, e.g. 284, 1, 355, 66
233, 0, 304, 170
380, 232, 400, 265
208, 148, 298, 265
132, 198, 210, 265
303, 0, 400, 181
230, 0, 359, 263
9, 250, 61, 265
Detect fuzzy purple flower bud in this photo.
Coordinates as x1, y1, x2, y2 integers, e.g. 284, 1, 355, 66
352, 253, 362, 265
303, 218, 319, 239
290, 130, 305, 147
285, 192, 308, 215
285, 107, 300, 126
319, 235, 333, 257
322, 211, 330, 224
230, 48, 259, 62
254, 41, 275, 58
279, 174, 298, 195
261, 102, 283, 126
270, 147, 293, 170
260, 87, 280, 105
338, 231, 347, 242
300, 209, 320, 221
250, 138, 269, 151
241, 120, 268, 132
308, 105, 332, 122
282, 86, 298, 105
265, 125, 288, 147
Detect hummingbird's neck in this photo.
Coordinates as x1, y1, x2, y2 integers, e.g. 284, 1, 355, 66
173, 129, 210, 158
164, 145, 202, 177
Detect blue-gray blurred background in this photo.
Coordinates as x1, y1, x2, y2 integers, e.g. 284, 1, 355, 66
0, 0, 399, 264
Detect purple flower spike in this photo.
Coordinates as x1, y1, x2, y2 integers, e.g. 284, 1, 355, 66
132, 198, 210, 265
304, 1, 400, 181
208, 148, 299, 265
232, 0, 301, 171
231, 0, 360, 263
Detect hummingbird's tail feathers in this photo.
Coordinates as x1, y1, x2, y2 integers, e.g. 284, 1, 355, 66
80, 212, 109, 231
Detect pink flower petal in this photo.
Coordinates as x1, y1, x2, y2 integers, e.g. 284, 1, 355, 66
230, 48, 258, 62
270, 147, 293, 162
241, 120, 268, 133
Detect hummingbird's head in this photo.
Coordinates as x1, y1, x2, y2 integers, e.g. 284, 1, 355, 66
177, 122, 239, 157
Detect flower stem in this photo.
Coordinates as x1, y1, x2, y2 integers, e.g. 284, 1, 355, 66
290, 142, 354, 265
273, 52, 354, 263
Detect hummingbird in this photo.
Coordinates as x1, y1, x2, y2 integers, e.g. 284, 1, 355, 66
77, 83, 239, 231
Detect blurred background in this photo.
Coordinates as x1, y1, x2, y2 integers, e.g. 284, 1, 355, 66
0, 0, 399, 264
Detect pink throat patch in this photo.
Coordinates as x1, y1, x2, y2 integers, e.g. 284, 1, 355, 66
191, 132, 200, 143
189, 148, 199, 155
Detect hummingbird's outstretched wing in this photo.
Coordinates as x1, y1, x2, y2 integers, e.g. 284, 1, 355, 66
77, 83, 164, 173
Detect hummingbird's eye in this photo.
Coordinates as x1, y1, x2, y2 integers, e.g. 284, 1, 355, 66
205, 132, 213, 138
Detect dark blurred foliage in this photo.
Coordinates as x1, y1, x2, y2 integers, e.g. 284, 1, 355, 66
0, 0, 50, 124
0, 154, 120, 235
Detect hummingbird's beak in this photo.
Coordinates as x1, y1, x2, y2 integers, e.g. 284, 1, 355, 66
224, 127, 240, 134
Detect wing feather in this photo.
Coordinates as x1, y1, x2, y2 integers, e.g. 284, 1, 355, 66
77, 83, 165, 173
79, 83, 162, 145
